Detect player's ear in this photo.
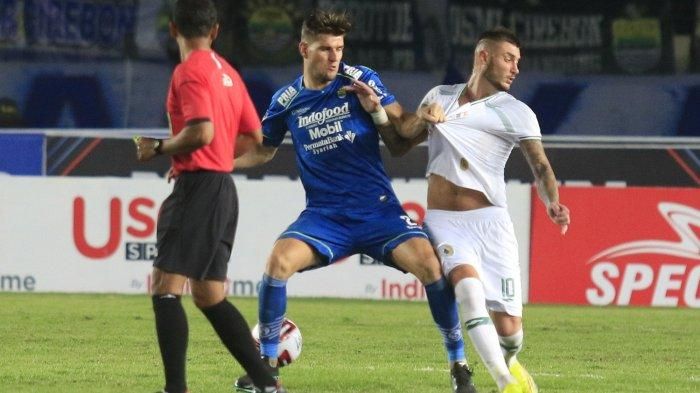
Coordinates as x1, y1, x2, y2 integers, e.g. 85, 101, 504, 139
168, 21, 178, 39
210, 23, 220, 41
478, 48, 489, 65
299, 41, 308, 58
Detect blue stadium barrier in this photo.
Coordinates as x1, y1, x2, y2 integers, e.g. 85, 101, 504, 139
677, 85, 700, 137
527, 82, 585, 135
0, 133, 44, 175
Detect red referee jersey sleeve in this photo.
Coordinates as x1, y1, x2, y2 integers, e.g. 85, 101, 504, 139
178, 79, 213, 123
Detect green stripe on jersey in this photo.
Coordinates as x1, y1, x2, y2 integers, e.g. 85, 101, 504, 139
486, 101, 516, 134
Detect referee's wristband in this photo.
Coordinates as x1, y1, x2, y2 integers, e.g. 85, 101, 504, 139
370, 107, 389, 125
154, 139, 164, 155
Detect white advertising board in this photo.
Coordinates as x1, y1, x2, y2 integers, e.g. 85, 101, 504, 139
0, 176, 532, 300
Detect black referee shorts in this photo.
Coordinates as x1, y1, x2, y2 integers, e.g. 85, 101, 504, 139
153, 171, 238, 281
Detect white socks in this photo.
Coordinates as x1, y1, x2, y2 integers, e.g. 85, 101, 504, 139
455, 278, 514, 390
499, 329, 524, 366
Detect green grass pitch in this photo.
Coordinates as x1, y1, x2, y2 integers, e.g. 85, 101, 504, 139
0, 293, 698, 392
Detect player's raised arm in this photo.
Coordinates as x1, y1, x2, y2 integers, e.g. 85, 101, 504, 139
381, 102, 429, 156
395, 102, 446, 140
520, 139, 571, 234
344, 79, 424, 156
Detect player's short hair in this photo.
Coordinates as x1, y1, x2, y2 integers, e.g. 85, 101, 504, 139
301, 9, 352, 41
171, 0, 218, 39
476, 27, 521, 49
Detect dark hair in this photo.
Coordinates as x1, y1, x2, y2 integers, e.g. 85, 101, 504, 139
301, 9, 352, 41
171, 0, 218, 39
477, 27, 521, 48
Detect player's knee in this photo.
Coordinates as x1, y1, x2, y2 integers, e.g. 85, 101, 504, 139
409, 253, 443, 284
266, 251, 299, 280
150, 271, 183, 295
189, 279, 225, 308
494, 314, 522, 336
192, 294, 223, 309
455, 277, 488, 318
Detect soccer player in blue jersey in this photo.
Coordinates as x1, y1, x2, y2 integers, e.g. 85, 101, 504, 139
233, 9, 475, 393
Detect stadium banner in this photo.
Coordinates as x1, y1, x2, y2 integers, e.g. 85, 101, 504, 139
446, 0, 674, 75
529, 186, 700, 308
317, 0, 428, 71
0, 0, 140, 58
36, 133, 700, 185
0, 176, 532, 300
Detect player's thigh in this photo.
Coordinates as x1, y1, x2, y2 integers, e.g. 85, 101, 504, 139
390, 237, 443, 283
278, 209, 354, 267
481, 220, 522, 316
424, 209, 482, 282
151, 267, 188, 295
190, 279, 226, 308
266, 238, 322, 279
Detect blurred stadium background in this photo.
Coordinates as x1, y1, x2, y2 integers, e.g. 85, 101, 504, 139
0, 1, 698, 391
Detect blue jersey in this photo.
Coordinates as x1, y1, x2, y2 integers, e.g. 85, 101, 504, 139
262, 63, 399, 213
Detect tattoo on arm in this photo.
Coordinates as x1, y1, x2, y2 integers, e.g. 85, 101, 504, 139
521, 139, 559, 205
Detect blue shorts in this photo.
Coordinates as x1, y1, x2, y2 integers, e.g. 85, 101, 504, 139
280, 203, 428, 268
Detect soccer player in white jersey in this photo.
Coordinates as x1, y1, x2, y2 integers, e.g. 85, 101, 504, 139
397, 28, 571, 393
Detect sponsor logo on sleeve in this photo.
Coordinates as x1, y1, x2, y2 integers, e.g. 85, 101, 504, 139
342, 65, 363, 80
277, 85, 299, 107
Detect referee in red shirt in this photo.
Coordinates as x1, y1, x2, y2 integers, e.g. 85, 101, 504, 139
135, 1, 285, 392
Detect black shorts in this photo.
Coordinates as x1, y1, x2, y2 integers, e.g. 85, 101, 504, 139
153, 171, 238, 281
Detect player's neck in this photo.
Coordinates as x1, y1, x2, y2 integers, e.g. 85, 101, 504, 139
302, 74, 332, 90
464, 75, 499, 102
178, 38, 213, 62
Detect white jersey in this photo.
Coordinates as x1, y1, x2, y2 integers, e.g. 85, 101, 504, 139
421, 84, 541, 207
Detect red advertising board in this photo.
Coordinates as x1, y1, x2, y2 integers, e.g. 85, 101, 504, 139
529, 186, 700, 308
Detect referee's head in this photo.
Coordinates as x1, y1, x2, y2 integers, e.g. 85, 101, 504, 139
170, 0, 218, 39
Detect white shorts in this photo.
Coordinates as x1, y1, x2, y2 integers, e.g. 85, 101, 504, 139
425, 207, 522, 317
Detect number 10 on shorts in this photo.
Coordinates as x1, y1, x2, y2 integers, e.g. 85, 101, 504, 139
501, 278, 515, 301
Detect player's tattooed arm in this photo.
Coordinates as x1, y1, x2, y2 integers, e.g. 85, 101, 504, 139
520, 139, 571, 234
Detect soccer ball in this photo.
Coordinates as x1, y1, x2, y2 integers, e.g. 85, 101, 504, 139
251, 318, 302, 367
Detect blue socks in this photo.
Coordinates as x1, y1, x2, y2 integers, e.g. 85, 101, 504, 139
258, 274, 464, 363
425, 277, 466, 363
258, 274, 287, 358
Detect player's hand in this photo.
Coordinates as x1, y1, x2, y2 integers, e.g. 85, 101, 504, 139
343, 79, 382, 114
419, 103, 446, 123
547, 202, 570, 235
134, 136, 159, 162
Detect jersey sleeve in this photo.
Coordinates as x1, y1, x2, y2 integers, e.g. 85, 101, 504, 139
358, 67, 396, 107
177, 79, 213, 123
418, 86, 441, 110
505, 100, 542, 141
261, 99, 288, 147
